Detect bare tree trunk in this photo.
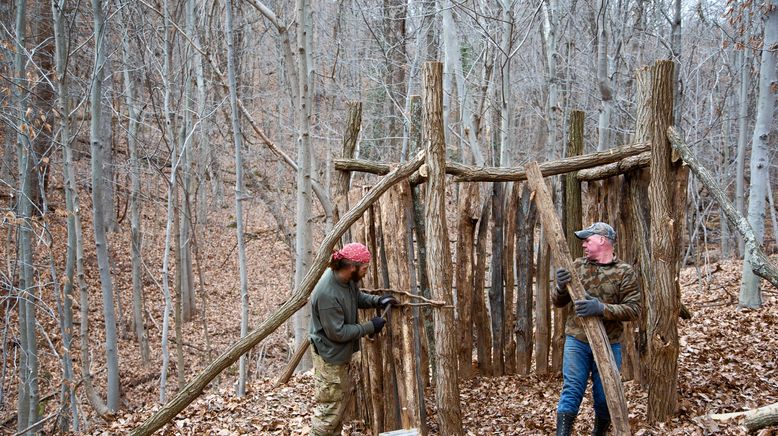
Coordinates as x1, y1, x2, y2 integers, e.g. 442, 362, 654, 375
119, 3, 150, 365
159, 0, 178, 404
735, 41, 751, 257
439, 0, 484, 166
224, 0, 250, 396
13, 1, 38, 431
52, 0, 78, 428
90, 0, 120, 411
291, 0, 315, 373
595, 0, 613, 152
423, 61, 463, 435
739, 5, 776, 307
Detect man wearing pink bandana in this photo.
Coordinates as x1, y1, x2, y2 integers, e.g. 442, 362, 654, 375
309, 242, 398, 435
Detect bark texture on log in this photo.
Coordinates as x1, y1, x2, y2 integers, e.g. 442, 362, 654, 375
422, 61, 463, 435
502, 183, 519, 374
456, 183, 479, 378
646, 60, 680, 423
379, 182, 424, 432
577, 152, 650, 181
526, 161, 631, 435
515, 184, 536, 375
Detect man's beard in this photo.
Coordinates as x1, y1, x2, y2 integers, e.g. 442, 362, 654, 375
350, 269, 363, 283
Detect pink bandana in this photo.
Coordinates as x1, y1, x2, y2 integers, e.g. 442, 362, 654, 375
332, 243, 371, 264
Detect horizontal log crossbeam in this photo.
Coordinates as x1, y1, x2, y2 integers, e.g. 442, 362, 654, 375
334, 142, 650, 182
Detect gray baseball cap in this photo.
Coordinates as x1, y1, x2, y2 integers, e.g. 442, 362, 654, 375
575, 222, 616, 242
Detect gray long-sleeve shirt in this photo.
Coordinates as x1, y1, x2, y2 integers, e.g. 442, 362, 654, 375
309, 269, 382, 364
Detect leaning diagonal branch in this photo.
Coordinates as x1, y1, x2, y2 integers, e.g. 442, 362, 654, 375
668, 126, 778, 289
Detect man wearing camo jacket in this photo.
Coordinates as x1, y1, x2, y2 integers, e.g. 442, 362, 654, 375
552, 222, 641, 436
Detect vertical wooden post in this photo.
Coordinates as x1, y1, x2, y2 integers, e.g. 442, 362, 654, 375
456, 183, 479, 379
362, 195, 386, 434
489, 181, 506, 376
502, 183, 520, 374
423, 61, 463, 434
647, 60, 680, 422
535, 226, 551, 375
515, 184, 536, 375
408, 94, 432, 388
527, 161, 631, 436
380, 182, 424, 432
334, 101, 362, 244
473, 198, 493, 375
555, 110, 584, 373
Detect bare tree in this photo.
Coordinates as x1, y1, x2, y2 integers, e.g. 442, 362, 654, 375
739, 2, 777, 308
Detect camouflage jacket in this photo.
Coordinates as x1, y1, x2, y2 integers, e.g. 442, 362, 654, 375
551, 256, 641, 344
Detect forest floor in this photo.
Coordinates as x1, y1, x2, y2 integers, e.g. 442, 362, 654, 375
96, 259, 778, 436
2, 176, 777, 435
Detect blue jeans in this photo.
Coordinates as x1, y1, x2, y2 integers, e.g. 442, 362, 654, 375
557, 335, 622, 418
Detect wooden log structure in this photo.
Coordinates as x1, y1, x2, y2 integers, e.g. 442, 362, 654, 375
334, 142, 650, 182
526, 161, 631, 435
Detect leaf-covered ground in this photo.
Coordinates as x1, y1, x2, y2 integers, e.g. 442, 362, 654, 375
99, 255, 778, 435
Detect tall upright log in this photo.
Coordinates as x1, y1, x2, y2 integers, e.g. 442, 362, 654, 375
556, 110, 584, 373
473, 198, 493, 375
362, 198, 386, 434
646, 60, 680, 422
535, 228, 551, 375
515, 184, 536, 375
456, 183, 479, 378
422, 61, 463, 434
334, 101, 362, 243
380, 182, 423, 432
526, 161, 631, 435
619, 68, 654, 385
502, 183, 520, 374
489, 181, 506, 375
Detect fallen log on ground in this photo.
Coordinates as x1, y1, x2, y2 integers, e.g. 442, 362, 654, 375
702, 402, 778, 433
131, 151, 426, 436
668, 126, 778, 289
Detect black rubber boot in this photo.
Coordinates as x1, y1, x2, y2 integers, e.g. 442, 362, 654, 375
592, 415, 611, 436
556, 412, 577, 436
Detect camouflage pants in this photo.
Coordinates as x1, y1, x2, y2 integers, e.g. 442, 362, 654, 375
311, 352, 352, 436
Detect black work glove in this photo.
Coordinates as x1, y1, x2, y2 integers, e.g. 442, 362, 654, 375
555, 268, 572, 290
574, 295, 605, 317
371, 316, 386, 334
378, 294, 400, 308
